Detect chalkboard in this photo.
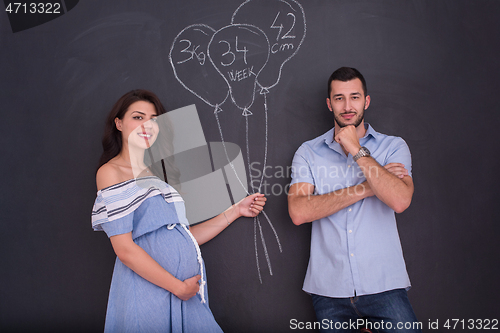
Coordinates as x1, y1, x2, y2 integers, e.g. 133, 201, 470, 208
1, 0, 499, 332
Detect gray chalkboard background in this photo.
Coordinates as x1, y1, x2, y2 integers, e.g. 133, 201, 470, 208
1, 0, 499, 332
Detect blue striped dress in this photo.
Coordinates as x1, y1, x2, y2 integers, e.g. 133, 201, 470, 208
92, 176, 223, 333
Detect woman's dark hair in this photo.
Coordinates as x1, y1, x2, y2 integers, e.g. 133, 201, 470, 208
98, 89, 167, 168
327, 67, 367, 98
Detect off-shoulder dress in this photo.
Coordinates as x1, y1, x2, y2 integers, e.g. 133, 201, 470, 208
91, 176, 223, 333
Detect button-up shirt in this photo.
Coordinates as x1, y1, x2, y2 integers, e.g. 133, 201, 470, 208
290, 124, 412, 297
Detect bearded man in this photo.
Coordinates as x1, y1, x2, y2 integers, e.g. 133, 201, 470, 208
288, 67, 421, 332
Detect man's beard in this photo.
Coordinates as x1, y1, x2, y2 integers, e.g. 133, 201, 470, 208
334, 109, 365, 128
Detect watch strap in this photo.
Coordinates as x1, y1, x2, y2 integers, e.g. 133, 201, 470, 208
353, 147, 370, 162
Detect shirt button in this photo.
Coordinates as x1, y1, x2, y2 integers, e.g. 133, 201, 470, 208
349, 230, 352, 233
347, 165, 351, 168
348, 208, 352, 212
351, 253, 354, 257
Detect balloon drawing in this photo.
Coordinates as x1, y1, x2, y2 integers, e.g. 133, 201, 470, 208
232, 0, 306, 90
169, 0, 306, 283
169, 24, 229, 108
208, 24, 269, 115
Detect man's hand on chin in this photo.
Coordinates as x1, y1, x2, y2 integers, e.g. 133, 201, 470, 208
335, 125, 361, 156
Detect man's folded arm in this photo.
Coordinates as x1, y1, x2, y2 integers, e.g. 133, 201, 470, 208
288, 181, 374, 225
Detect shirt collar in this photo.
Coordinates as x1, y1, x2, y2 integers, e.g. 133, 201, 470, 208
360, 123, 378, 145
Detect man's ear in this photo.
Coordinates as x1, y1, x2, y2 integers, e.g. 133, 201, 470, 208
115, 118, 122, 131
364, 95, 371, 110
326, 98, 333, 112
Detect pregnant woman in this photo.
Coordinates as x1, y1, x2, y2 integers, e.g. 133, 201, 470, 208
91, 89, 265, 332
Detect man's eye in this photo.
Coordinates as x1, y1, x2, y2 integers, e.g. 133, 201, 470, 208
151, 118, 158, 122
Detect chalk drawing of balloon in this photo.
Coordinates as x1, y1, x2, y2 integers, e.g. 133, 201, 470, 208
170, 24, 230, 108
208, 24, 269, 114
231, 0, 306, 90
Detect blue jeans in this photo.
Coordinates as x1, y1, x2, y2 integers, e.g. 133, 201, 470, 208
311, 289, 422, 333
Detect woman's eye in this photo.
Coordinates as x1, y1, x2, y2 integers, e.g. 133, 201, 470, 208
133, 116, 143, 120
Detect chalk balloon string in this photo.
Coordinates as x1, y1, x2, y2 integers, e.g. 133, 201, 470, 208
215, 102, 281, 283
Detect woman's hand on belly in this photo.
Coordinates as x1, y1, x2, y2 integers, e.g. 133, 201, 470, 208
174, 274, 202, 301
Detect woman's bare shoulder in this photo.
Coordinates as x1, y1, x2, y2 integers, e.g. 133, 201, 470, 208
96, 162, 125, 191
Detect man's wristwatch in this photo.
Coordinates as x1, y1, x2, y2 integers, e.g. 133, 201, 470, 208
353, 147, 371, 162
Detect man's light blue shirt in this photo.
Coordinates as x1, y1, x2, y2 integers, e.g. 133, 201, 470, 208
290, 124, 412, 298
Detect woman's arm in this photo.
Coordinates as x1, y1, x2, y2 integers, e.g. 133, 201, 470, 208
190, 193, 266, 245
109, 232, 200, 301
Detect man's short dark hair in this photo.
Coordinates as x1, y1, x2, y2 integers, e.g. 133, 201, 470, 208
327, 67, 367, 98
